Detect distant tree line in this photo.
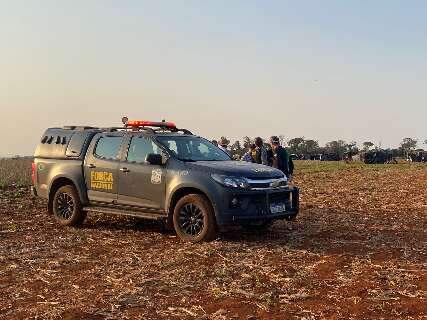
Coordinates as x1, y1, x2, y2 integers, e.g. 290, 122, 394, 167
222, 136, 425, 160
5, 138, 426, 160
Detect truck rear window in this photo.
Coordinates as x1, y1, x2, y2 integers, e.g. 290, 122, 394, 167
94, 136, 123, 160
66, 132, 88, 157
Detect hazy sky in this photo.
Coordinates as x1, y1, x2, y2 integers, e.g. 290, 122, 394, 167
1, 0, 426, 156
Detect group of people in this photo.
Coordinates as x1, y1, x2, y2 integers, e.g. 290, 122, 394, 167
212, 136, 294, 179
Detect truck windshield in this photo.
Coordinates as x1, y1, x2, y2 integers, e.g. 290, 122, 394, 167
156, 136, 230, 162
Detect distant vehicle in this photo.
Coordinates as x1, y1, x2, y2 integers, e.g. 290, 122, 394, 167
310, 154, 323, 161
31, 119, 299, 242
290, 154, 298, 160
363, 150, 396, 164
321, 153, 341, 161
293, 153, 341, 161
407, 150, 427, 162
290, 154, 305, 160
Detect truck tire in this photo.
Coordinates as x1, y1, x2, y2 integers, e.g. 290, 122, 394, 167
173, 194, 217, 242
52, 185, 86, 226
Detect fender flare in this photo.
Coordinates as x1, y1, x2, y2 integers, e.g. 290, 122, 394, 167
166, 183, 218, 217
48, 174, 89, 205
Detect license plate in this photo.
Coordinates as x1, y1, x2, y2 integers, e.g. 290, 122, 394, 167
270, 203, 286, 214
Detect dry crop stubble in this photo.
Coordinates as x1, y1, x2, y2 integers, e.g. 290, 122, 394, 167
0, 160, 426, 319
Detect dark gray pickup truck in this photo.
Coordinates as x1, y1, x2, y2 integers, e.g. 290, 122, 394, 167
31, 120, 299, 242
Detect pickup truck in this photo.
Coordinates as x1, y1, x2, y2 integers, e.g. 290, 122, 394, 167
31, 120, 299, 242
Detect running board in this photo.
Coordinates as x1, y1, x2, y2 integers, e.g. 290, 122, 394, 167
83, 205, 167, 221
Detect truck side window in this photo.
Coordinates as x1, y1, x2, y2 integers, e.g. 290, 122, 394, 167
166, 141, 178, 155
127, 137, 160, 163
94, 136, 123, 160
196, 143, 209, 155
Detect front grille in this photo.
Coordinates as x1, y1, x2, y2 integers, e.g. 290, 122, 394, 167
247, 177, 287, 190
249, 182, 271, 189
228, 187, 298, 216
248, 176, 283, 180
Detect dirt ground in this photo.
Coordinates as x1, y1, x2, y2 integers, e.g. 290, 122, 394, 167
1, 162, 426, 319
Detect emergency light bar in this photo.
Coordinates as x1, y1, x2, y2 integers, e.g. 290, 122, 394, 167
125, 120, 177, 129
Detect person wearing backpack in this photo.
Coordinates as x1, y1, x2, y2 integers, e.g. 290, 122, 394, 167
269, 136, 293, 179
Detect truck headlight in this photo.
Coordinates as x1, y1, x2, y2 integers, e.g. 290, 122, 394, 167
211, 174, 250, 189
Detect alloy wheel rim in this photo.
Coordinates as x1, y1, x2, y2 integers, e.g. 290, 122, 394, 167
56, 192, 74, 219
178, 203, 204, 237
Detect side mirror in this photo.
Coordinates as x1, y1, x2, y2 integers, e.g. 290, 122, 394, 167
145, 153, 163, 166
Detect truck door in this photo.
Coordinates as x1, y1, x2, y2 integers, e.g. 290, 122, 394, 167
84, 133, 124, 203
117, 135, 166, 209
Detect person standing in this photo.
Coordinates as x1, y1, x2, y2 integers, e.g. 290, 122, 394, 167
269, 136, 292, 178
254, 137, 270, 166
241, 144, 256, 162
218, 137, 231, 156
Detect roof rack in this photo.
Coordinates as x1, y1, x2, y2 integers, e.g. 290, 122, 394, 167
154, 127, 193, 135
118, 119, 193, 135
55, 119, 194, 135
105, 127, 155, 134
105, 126, 193, 135
62, 126, 98, 130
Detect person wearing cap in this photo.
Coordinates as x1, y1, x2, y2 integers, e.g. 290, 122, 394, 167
241, 143, 256, 163
211, 140, 218, 147
218, 137, 230, 156
254, 137, 270, 166
269, 136, 291, 178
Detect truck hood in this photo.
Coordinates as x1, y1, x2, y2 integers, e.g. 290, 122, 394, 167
186, 161, 284, 179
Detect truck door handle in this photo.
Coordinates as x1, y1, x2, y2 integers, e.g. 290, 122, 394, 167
88, 164, 96, 168
120, 168, 130, 173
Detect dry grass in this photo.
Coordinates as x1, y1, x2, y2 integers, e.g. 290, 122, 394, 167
0, 158, 32, 187
0, 161, 426, 319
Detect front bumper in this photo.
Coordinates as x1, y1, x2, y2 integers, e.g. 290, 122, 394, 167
214, 186, 299, 226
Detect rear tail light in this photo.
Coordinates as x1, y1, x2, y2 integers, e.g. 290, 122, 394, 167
31, 162, 36, 185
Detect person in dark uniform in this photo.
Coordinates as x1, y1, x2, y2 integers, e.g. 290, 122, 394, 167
269, 136, 292, 178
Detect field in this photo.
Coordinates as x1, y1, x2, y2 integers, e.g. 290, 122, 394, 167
0, 159, 426, 319
0, 158, 32, 187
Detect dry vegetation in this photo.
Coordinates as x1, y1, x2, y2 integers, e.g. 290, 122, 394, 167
0, 159, 426, 319
0, 158, 32, 187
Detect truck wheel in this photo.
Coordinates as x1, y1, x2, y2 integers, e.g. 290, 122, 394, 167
173, 194, 217, 242
52, 185, 86, 226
